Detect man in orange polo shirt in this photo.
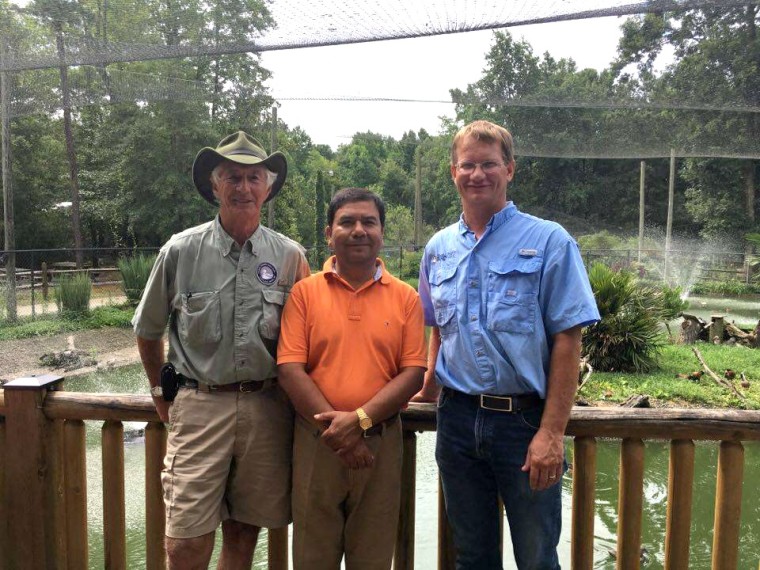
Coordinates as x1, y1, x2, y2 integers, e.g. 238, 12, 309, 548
277, 187, 427, 570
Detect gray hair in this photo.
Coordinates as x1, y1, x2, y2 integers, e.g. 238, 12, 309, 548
210, 162, 278, 189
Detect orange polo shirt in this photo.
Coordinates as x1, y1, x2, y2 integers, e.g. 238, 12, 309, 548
277, 257, 428, 411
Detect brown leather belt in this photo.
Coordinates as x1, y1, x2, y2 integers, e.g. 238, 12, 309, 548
178, 375, 275, 393
363, 413, 399, 437
443, 387, 543, 413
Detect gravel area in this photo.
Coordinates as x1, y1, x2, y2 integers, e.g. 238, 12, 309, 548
0, 327, 146, 382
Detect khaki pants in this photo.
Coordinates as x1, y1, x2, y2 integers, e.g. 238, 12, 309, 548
292, 415, 402, 570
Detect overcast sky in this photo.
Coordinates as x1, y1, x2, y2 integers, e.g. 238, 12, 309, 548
260, 16, 627, 151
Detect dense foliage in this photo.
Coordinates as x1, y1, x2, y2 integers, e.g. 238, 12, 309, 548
582, 263, 667, 373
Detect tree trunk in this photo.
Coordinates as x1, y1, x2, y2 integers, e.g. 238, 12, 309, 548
56, 23, 84, 268
1, 37, 17, 321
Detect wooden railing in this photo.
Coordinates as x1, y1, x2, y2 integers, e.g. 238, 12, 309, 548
1, 377, 759, 569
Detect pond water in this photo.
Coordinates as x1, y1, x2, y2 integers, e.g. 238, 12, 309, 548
682, 295, 760, 328
70, 368, 760, 569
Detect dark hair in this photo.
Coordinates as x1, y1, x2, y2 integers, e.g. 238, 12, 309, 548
327, 187, 386, 228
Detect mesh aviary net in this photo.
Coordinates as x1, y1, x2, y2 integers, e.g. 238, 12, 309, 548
1, 0, 759, 158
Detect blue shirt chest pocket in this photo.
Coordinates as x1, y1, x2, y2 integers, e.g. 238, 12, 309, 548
487, 257, 542, 335
429, 262, 458, 336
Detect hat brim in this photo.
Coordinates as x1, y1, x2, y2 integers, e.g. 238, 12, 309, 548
192, 148, 287, 205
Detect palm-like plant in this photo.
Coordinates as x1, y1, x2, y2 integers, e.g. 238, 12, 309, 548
118, 255, 156, 306
582, 263, 665, 373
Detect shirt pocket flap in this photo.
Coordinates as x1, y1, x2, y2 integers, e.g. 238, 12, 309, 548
434, 303, 456, 327
429, 263, 457, 286
489, 258, 542, 276
262, 289, 287, 306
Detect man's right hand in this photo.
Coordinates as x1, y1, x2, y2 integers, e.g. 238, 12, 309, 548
336, 439, 375, 470
153, 398, 171, 423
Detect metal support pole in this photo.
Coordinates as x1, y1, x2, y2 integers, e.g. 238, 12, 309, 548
267, 106, 277, 229
638, 160, 645, 263
414, 145, 422, 249
665, 149, 676, 284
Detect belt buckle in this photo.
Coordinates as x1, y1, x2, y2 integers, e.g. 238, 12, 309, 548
239, 381, 256, 393
480, 394, 512, 412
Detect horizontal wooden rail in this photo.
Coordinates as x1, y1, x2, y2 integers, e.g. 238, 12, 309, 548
3, 393, 760, 440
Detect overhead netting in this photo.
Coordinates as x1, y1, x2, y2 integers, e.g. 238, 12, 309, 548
1, 0, 759, 158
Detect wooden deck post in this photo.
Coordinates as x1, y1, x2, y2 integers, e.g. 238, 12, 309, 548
145, 421, 166, 570
394, 429, 417, 570
268, 528, 288, 570
438, 476, 456, 570
664, 439, 695, 570
64, 419, 88, 569
0, 414, 6, 570
103, 420, 126, 570
572, 436, 597, 569
712, 440, 744, 570
2, 374, 65, 569
617, 438, 645, 569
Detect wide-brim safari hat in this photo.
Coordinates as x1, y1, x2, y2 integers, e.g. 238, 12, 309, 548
192, 131, 287, 205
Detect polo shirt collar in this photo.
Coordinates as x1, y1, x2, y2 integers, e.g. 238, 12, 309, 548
458, 202, 518, 236
322, 255, 389, 285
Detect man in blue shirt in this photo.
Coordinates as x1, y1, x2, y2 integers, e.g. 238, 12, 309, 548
415, 120, 600, 569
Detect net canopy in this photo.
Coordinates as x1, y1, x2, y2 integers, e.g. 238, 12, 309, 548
1, 0, 759, 158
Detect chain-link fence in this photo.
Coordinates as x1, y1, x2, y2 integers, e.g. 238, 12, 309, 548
0, 248, 159, 320
581, 249, 756, 288
0, 245, 427, 321
1, 245, 755, 322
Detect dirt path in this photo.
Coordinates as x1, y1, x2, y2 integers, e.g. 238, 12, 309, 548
0, 327, 150, 382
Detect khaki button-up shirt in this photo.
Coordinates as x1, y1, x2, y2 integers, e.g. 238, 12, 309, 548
133, 217, 309, 385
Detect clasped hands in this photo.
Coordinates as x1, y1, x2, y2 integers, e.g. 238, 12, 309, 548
314, 410, 374, 470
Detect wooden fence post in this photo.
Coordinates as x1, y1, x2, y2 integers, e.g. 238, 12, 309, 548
394, 429, 417, 570
3, 374, 65, 569
0, 413, 6, 570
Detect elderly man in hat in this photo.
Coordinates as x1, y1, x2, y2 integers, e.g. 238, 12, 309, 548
133, 131, 310, 569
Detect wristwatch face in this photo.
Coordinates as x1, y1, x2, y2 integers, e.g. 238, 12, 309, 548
359, 416, 373, 430
150, 385, 163, 397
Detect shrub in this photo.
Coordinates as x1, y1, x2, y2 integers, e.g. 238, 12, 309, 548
582, 263, 665, 373
118, 254, 156, 306
55, 272, 92, 316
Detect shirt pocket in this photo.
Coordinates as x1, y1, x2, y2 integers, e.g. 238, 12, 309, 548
429, 263, 458, 336
486, 258, 542, 335
179, 290, 221, 344
259, 289, 288, 340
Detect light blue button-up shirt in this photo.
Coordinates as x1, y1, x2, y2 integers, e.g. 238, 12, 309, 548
418, 203, 600, 398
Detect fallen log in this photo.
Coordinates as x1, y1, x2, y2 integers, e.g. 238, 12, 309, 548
692, 347, 745, 400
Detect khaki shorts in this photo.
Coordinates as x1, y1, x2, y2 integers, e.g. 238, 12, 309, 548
162, 383, 294, 538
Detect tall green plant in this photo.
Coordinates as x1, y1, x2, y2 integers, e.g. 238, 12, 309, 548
55, 272, 92, 316
118, 255, 156, 306
582, 263, 665, 373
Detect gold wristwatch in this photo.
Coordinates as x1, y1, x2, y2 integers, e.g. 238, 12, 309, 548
356, 407, 373, 431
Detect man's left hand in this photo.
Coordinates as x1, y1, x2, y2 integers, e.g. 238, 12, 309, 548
521, 427, 565, 491
315, 410, 363, 453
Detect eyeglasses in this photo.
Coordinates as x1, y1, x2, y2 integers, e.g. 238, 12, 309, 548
455, 161, 505, 174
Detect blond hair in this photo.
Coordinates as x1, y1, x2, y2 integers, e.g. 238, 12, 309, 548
451, 120, 514, 165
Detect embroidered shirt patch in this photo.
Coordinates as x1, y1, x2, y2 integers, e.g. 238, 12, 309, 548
256, 262, 278, 285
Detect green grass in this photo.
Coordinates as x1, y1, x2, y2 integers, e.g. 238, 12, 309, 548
579, 342, 760, 409
0, 305, 134, 341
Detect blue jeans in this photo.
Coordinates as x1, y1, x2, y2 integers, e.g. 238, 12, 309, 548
435, 388, 563, 570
